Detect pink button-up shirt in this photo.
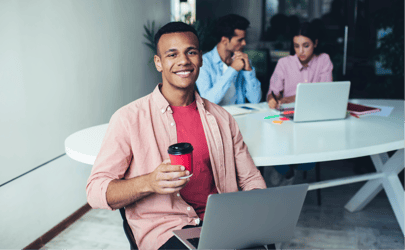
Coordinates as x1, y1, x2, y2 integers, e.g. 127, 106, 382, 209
267, 53, 333, 99
86, 84, 266, 250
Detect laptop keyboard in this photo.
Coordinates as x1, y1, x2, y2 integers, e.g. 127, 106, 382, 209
188, 237, 200, 248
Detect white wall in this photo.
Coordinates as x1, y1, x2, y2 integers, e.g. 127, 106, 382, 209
0, 156, 92, 248
196, 0, 263, 43
0, 0, 170, 248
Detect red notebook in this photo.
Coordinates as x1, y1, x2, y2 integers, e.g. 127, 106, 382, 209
347, 102, 381, 115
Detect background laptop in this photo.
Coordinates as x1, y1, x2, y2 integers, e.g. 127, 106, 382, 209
281, 81, 351, 122
173, 184, 309, 249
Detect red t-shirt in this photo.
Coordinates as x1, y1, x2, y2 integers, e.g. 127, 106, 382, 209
171, 100, 218, 220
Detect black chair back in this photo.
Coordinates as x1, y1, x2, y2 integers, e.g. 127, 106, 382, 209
119, 207, 138, 249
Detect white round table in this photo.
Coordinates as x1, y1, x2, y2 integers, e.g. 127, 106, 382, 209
233, 99, 403, 166
65, 123, 108, 165
65, 99, 405, 235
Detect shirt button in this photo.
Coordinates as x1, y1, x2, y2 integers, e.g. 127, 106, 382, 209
168, 107, 171, 111
171, 122, 175, 126
161, 109, 165, 113
195, 218, 200, 224
187, 207, 191, 211
177, 193, 180, 197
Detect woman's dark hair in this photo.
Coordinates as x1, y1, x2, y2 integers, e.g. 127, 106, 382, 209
215, 14, 250, 43
154, 22, 199, 55
290, 20, 324, 55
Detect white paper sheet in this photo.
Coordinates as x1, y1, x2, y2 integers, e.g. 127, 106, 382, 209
222, 106, 253, 116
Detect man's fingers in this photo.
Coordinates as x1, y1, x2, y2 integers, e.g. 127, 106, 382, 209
158, 178, 189, 189
158, 170, 190, 181
160, 164, 185, 172
234, 51, 248, 58
162, 158, 171, 165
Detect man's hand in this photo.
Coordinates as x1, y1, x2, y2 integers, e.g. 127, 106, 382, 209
230, 56, 245, 71
147, 159, 190, 195
233, 51, 252, 71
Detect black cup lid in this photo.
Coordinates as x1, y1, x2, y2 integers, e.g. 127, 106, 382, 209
168, 142, 194, 155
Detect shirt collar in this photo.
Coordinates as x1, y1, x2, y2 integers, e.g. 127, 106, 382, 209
307, 54, 316, 68
294, 54, 316, 71
152, 83, 206, 114
212, 45, 224, 65
293, 54, 305, 71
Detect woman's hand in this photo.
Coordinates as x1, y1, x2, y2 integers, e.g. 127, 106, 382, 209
268, 98, 278, 109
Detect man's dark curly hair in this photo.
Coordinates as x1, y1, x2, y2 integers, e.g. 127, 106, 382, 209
215, 14, 250, 43
154, 22, 199, 55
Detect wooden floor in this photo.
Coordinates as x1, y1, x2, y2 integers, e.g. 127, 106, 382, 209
42, 158, 404, 249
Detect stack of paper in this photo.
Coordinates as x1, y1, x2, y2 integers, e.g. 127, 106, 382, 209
222, 106, 253, 116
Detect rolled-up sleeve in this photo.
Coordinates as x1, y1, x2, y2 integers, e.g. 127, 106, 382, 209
86, 109, 133, 210
229, 115, 266, 191
267, 60, 285, 99
318, 54, 333, 82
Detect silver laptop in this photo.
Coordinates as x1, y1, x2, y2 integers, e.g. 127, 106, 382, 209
282, 81, 350, 122
173, 184, 309, 249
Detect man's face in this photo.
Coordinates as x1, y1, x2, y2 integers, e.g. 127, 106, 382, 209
154, 32, 202, 90
225, 29, 247, 53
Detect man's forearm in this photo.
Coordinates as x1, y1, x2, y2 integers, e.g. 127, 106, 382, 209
106, 174, 153, 210
242, 70, 261, 103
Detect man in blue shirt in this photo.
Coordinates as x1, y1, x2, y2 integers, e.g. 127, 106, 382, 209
196, 14, 262, 105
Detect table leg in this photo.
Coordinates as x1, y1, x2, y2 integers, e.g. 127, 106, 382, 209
382, 172, 405, 233
316, 162, 321, 206
344, 149, 404, 235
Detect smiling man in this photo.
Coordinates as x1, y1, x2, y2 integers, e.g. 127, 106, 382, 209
196, 14, 262, 105
86, 22, 267, 250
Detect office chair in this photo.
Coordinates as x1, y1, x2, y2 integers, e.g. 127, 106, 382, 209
244, 49, 271, 103
303, 162, 321, 206
119, 207, 138, 249
119, 207, 276, 250
258, 163, 322, 206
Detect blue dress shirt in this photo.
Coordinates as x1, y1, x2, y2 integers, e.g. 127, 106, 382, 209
196, 46, 262, 105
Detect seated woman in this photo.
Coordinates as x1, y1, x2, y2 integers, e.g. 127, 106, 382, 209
265, 21, 333, 186
267, 21, 333, 109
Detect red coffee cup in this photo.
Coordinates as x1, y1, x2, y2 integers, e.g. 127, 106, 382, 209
168, 142, 194, 178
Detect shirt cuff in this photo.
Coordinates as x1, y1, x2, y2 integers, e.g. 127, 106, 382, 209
226, 65, 238, 76
241, 68, 256, 79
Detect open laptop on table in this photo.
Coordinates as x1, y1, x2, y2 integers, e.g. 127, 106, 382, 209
173, 184, 309, 249
281, 81, 350, 122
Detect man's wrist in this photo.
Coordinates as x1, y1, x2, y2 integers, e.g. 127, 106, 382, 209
139, 173, 154, 195
230, 65, 242, 72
